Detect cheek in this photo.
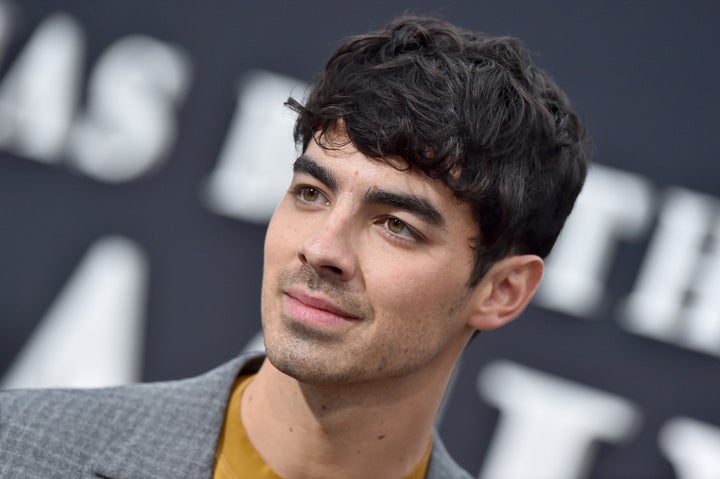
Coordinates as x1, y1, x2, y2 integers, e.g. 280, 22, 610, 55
365, 256, 470, 322
264, 206, 300, 263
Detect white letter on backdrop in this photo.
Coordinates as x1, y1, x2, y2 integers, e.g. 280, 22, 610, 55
1, 237, 148, 389
535, 164, 653, 317
0, 13, 83, 160
478, 361, 640, 479
203, 70, 306, 223
622, 188, 720, 355
66, 35, 190, 182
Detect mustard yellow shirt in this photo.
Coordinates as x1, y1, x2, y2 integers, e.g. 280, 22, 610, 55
213, 375, 432, 479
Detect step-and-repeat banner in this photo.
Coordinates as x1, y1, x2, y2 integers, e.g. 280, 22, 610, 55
1, 1, 719, 478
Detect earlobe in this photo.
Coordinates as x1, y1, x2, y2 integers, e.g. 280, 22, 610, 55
466, 255, 544, 331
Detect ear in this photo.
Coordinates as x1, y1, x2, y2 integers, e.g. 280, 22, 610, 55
466, 255, 544, 331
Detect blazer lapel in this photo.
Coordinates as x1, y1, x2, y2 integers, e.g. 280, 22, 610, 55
89, 354, 265, 479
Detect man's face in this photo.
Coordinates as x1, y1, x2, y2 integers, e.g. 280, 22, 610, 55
261, 136, 480, 386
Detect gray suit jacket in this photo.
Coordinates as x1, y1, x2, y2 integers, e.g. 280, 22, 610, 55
0, 353, 471, 479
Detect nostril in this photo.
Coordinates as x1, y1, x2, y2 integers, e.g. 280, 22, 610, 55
326, 265, 343, 275
298, 236, 353, 280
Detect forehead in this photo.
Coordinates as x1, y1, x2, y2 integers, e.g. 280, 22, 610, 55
304, 140, 426, 191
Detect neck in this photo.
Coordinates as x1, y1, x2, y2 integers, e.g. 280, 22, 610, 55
240, 350, 461, 479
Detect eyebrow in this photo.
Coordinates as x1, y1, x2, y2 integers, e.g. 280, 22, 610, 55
293, 156, 338, 191
292, 155, 445, 227
364, 189, 445, 227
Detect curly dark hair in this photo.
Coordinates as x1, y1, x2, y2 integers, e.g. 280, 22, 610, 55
286, 15, 591, 285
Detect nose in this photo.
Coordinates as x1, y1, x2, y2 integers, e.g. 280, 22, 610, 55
298, 213, 358, 282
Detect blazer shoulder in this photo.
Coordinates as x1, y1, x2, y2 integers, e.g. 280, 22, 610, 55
0, 385, 153, 478
0, 353, 263, 478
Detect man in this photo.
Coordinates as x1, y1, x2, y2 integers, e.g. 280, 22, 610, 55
0, 15, 590, 479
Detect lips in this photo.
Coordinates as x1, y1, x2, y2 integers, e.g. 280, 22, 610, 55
283, 288, 360, 327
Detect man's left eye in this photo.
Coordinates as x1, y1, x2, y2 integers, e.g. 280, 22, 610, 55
383, 217, 420, 241
387, 218, 406, 234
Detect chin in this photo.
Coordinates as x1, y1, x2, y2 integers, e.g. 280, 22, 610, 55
264, 344, 371, 386
266, 346, 334, 383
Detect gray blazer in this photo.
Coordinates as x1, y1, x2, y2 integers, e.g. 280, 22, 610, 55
0, 353, 471, 479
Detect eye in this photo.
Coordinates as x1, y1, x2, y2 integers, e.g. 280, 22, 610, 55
381, 216, 421, 242
301, 187, 320, 202
293, 185, 330, 206
387, 218, 406, 234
